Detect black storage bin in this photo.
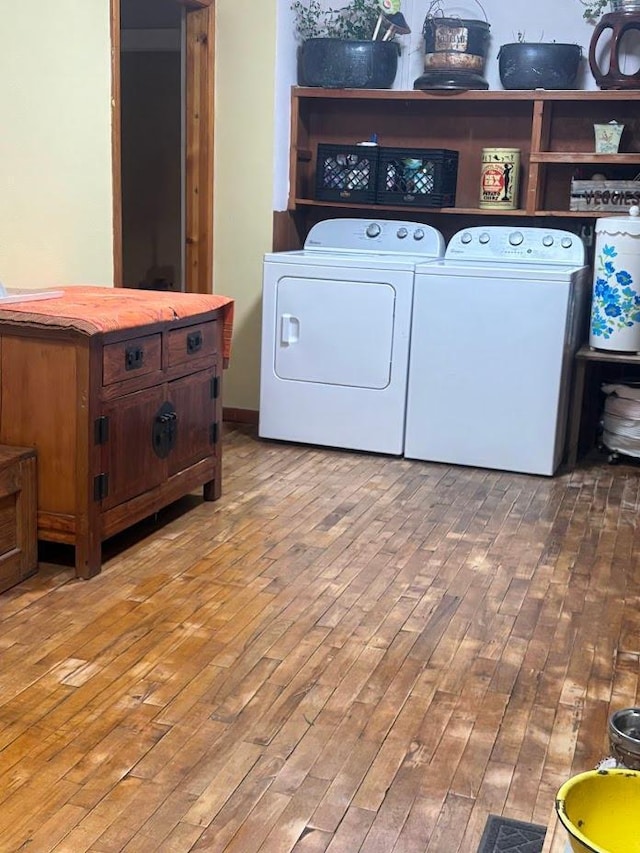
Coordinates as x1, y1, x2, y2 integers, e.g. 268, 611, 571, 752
315, 143, 379, 204
376, 148, 458, 207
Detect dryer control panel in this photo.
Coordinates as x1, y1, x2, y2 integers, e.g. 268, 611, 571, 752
447, 226, 586, 265
304, 218, 445, 258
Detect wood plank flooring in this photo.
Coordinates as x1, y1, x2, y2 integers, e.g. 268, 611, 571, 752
1, 424, 639, 852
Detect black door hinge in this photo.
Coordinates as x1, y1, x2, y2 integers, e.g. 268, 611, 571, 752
210, 376, 220, 400
94, 416, 110, 445
93, 473, 109, 501
210, 422, 219, 444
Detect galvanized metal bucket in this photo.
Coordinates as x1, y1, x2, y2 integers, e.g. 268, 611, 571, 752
414, 2, 490, 90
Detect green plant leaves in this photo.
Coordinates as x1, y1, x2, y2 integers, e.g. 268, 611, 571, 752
292, 0, 382, 41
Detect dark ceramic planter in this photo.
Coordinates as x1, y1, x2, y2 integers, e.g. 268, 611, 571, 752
298, 38, 399, 89
498, 42, 582, 90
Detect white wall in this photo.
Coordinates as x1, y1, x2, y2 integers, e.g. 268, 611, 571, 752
0, 1, 610, 411
272, 0, 603, 211
214, 0, 278, 411
0, 2, 113, 291
0, 2, 276, 412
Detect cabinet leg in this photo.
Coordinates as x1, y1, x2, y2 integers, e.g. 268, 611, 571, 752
203, 475, 221, 502
75, 537, 102, 579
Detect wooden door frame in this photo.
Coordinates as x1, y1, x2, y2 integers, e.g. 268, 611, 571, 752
110, 0, 215, 293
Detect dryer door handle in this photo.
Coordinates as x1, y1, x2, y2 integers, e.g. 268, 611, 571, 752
280, 314, 300, 345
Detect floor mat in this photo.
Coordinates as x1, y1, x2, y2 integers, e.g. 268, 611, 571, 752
477, 815, 547, 853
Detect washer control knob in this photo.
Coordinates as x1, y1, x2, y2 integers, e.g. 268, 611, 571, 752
509, 231, 524, 246
460, 232, 473, 244
413, 228, 425, 241
542, 235, 554, 247
397, 227, 408, 239
366, 223, 381, 238
479, 232, 490, 244
561, 236, 573, 249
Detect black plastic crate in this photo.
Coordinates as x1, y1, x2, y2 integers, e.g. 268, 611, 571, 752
376, 148, 458, 207
315, 143, 379, 204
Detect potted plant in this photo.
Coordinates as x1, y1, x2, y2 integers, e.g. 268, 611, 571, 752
292, 0, 408, 89
580, 0, 640, 19
498, 33, 583, 90
580, 0, 610, 18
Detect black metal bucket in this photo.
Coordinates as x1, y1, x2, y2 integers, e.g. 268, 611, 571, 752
498, 43, 582, 90
298, 39, 399, 89
414, 16, 491, 90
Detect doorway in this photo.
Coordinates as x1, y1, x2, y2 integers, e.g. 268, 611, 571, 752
110, 0, 215, 294
121, 0, 182, 291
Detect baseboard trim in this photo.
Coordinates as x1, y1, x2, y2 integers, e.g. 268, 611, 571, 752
223, 407, 259, 425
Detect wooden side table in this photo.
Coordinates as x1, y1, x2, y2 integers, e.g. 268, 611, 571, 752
0, 446, 37, 594
566, 345, 640, 468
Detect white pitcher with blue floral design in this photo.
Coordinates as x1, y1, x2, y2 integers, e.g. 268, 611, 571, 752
589, 206, 640, 352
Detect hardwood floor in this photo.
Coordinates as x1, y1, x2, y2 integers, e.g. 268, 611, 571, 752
1, 424, 639, 852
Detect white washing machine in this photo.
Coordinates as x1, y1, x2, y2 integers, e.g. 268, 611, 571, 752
405, 226, 590, 476
259, 218, 445, 454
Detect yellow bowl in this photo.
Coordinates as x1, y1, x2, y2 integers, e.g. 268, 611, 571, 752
556, 768, 640, 853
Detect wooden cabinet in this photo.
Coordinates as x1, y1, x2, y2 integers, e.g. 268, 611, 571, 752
288, 88, 640, 237
0, 294, 228, 579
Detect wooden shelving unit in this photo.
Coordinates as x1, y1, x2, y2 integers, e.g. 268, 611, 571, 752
288, 88, 640, 237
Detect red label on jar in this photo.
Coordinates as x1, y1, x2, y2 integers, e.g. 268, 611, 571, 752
482, 167, 505, 196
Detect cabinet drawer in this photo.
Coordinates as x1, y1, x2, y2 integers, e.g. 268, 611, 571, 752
167, 321, 217, 367
102, 334, 162, 386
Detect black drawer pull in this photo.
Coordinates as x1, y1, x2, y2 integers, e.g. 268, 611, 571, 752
125, 346, 144, 371
186, 331, 203, 354
152, 402, 177, 458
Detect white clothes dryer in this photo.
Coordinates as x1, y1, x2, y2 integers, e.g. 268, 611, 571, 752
259, 218, 445, 455
405, 226, 590, 476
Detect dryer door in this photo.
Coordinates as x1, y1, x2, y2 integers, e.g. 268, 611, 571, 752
275, 276, 395, 389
